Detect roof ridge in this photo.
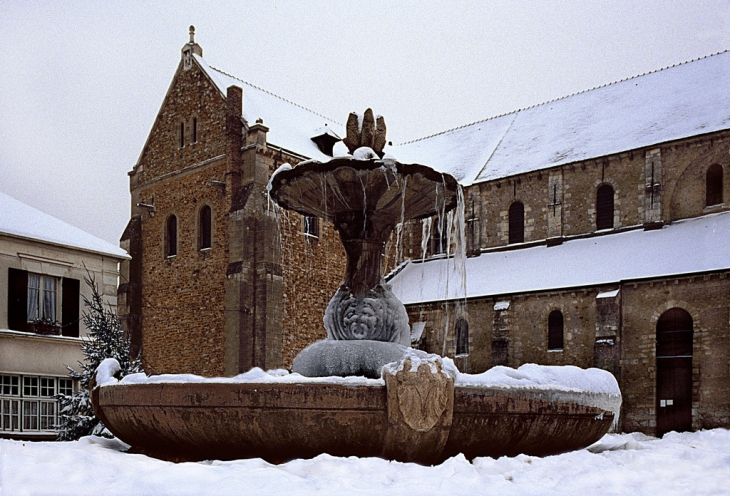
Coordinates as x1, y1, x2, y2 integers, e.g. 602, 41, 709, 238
395, 49, 730, 146
209, 65, 343, 126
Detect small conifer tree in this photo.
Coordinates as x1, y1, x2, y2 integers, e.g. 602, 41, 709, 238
55, 273, 142, 440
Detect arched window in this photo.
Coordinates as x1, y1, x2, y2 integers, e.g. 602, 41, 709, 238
596, 184, 614, 230
199, 205, 212, 250
165, 215, 177, 257
548, 310, 564, 350
706, 164, 723, 206
508, 202, 524, 244
656, 308, 693, 358
455, 318, 469, 356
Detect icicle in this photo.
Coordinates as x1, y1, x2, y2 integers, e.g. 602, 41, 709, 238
454, 185, 467, 310
394, 176, 408, 266
420, 217, 432, 262
321, 173, 329, 293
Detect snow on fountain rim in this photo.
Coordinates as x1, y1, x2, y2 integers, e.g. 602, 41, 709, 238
96, 355, 620, 397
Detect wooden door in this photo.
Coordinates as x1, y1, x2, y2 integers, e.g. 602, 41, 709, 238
656, 308, 693, 436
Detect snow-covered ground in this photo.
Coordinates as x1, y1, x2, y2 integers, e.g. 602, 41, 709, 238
1, 429, 728, 495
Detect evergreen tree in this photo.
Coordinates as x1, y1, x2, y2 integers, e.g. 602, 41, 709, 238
55, 273, 142, 440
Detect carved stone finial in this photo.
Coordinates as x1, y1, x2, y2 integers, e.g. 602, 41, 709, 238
189, 25, 196, 43
343, 109, 387, 158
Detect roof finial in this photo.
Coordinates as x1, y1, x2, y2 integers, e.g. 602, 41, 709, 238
189, 25, 196, 44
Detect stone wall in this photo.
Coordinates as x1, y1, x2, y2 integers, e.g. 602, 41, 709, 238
665, 134, 730, 221
391, 130, 730, 263
619, 273, 730, 432
279, 207, 346, 368
125, 54, 348, 374
405, 272, 730, 435
136, 160, 230, 376
128, 59, 237, 376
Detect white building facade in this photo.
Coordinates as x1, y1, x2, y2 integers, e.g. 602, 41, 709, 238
0, 192, 129, 439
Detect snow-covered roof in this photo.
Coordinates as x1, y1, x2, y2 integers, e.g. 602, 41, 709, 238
389, 210, 730, 305
194, 55, 343, 161
390, 50, 730, 185
0, 192, 129, 259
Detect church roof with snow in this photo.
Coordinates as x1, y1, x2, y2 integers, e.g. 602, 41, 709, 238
194, 55, 343, 162
388, 210, 730, 305
390, 50, 730, 185
0, 192, 129, 259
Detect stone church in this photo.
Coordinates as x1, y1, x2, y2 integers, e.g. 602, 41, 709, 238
120, 29, 729, 436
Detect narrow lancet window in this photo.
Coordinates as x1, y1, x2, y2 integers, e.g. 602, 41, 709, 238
548, 310, 564, 350
166, 215, 177, 257
199, 205, 211, 249
455, 318, 469, 356
706, 164, 723, 206
596, 184, 614, 230
508, 202, 524, 244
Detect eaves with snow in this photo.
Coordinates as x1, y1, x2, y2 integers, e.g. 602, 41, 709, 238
194, 55, 343, 162
388, 211, 730, 305
389, 50, 730, 185
0, 192, 129, 259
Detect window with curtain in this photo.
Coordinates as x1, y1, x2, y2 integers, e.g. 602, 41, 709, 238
26, 274, 56, 322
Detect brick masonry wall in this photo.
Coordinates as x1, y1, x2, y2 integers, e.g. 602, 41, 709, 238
138, 161, 230, 376
131, 61, 230, 375
257, 150, 348, 369
279, 210, 346, 368
128, 55, 349, 375
135, 62, 227, 181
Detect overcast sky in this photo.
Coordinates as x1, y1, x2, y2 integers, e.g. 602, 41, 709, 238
2, 1, 729, 245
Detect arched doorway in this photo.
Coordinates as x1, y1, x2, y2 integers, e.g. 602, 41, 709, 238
656, 308, 693, 436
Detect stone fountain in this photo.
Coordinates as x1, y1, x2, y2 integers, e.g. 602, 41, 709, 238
92, 110, 619, 464
269, 109, 459, 379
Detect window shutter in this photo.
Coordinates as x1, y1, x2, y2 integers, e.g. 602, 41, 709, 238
61, 278, 80, 337
8, 268, 28, 331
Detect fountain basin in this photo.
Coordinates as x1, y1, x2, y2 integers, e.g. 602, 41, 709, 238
92, 379, 614, 464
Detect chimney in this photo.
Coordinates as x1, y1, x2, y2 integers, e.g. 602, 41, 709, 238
225, 85, 244, 199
